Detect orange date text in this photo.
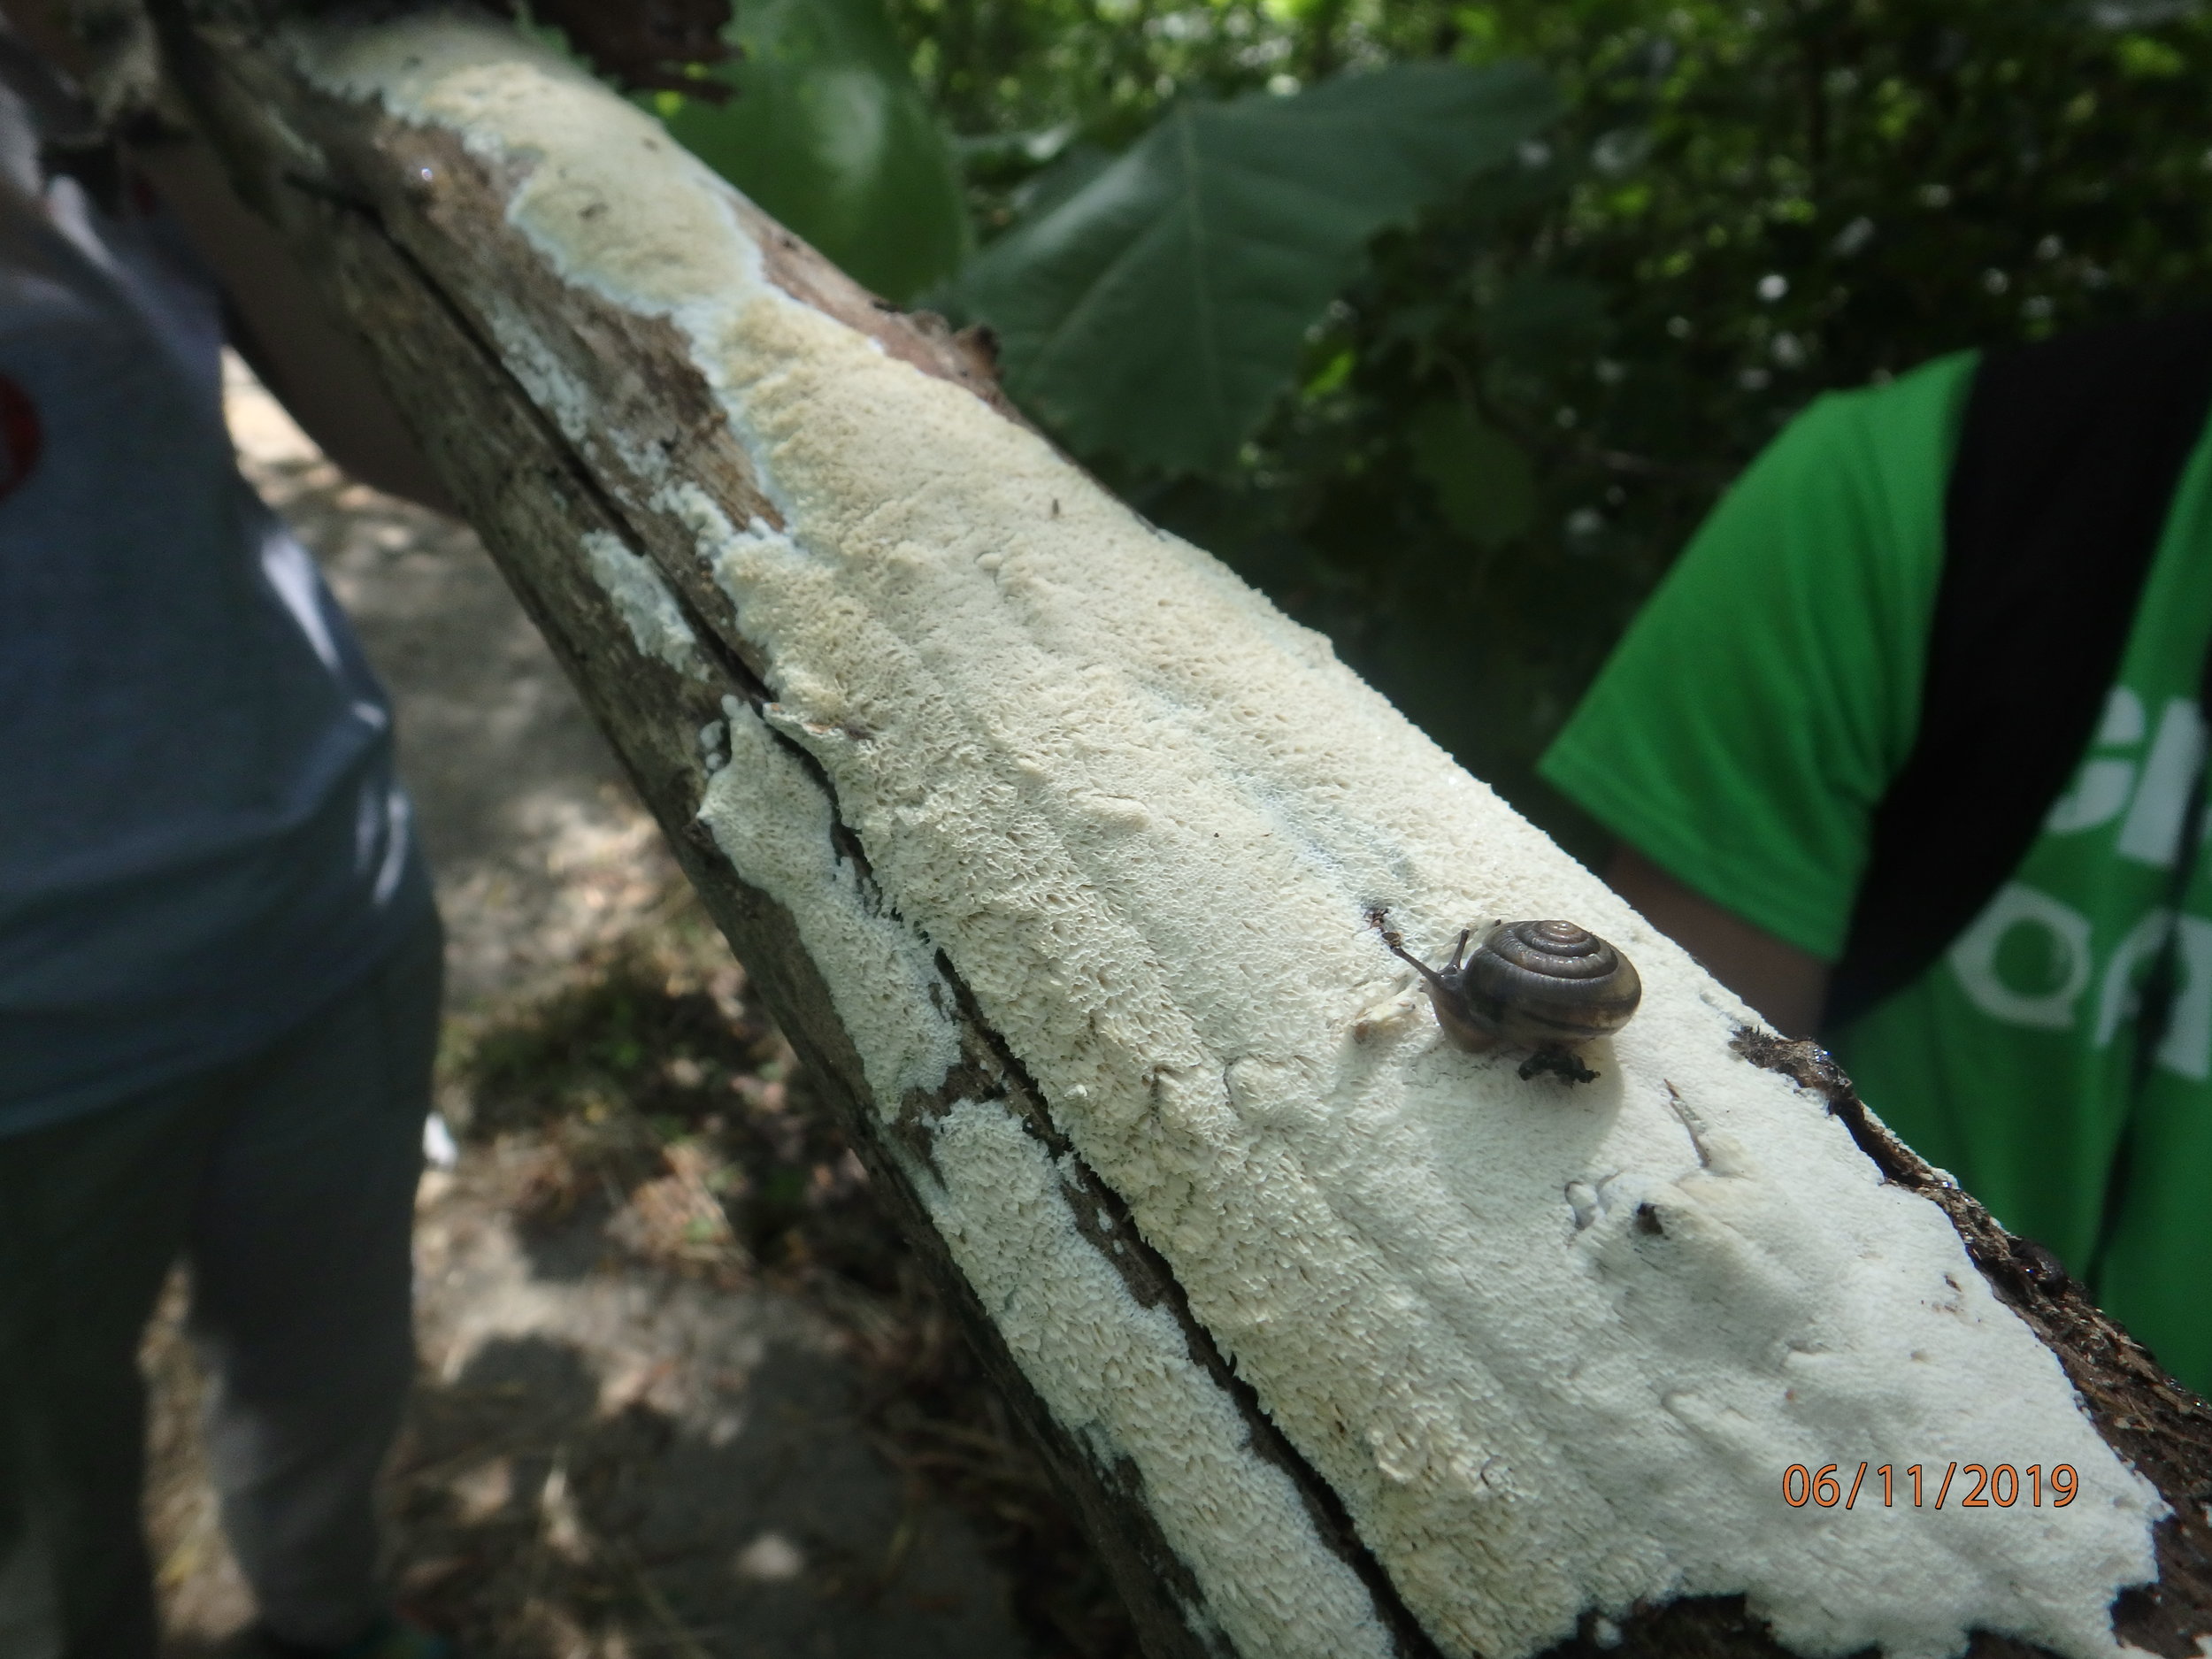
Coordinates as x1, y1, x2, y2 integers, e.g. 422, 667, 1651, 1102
1781, 1463, 2078, 1509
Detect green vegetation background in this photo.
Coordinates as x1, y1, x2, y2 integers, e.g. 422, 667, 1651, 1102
639, 0, 2212, 863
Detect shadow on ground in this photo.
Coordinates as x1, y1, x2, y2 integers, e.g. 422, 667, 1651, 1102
388, 1327, 1022, 1659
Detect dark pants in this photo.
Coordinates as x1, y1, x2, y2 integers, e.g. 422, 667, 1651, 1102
0, 911, 442, 1659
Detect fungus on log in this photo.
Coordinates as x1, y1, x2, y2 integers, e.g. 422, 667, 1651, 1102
139, 5, 2212, 1656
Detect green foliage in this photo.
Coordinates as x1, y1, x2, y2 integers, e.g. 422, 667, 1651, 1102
620, 0, 2212, 852
879, 0, 2212, 856
950, 62, 1556, 472
649, 0, 969, 301
1406, 402, 1537, 547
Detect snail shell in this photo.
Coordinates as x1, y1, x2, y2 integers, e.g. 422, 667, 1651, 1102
1457, 919, 1641, 1048
1385, 918, 1641, 1054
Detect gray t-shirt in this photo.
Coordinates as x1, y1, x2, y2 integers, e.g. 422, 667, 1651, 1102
0, 80, 432, 1130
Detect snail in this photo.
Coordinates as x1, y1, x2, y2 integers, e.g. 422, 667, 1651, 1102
1371, 911, 1642, 1083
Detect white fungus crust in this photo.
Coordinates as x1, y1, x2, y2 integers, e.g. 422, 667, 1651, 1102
579, 529, 708, 680
303, 20, 2165, 1659
697, 701, 962, 1107
916, 1097, 1401, 1659
698, 696, 1391, 1659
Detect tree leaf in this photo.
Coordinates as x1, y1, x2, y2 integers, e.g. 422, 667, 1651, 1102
953, 60, 1558, 473
649, 0, 968, 303
1407, 402, 1537, 546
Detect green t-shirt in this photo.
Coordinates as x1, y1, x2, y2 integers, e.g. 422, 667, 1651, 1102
1540, 350, 2212, 1393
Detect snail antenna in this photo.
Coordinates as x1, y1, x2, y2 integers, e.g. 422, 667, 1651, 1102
1367, 906, 1450, 992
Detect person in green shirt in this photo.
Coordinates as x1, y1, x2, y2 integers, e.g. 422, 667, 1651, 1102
1540, 338, 2212, 1394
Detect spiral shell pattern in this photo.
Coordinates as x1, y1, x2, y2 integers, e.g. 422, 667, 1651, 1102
1457, 919, 1642, 1048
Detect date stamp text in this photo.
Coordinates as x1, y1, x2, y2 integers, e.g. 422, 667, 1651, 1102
1782, 1463, 2078, 1509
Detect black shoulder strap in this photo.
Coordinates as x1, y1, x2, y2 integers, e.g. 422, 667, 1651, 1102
1824, 314, 2212, 1032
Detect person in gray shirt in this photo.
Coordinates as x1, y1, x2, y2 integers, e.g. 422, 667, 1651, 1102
0, 12, 462, 1658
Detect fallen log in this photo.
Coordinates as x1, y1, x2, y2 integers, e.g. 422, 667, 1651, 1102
132, 4, 2212, 1655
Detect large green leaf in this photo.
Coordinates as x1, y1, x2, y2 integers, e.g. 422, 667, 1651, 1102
952, 61, 1558, 473
649, 0, 968, 303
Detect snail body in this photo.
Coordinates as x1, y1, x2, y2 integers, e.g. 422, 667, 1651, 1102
1377, 916, 1641, 1070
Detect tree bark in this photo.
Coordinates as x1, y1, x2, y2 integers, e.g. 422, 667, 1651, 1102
139, 6, 2212, 1658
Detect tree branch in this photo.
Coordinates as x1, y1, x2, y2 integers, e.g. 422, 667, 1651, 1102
145, 7, 2212, 1657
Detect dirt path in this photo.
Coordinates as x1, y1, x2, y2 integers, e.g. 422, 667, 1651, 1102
145, 364, 1065, 1659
